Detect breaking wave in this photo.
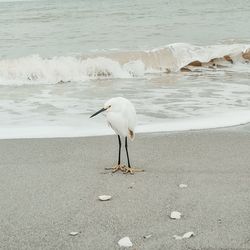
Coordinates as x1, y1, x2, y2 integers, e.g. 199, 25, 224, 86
0, 43, 249, 85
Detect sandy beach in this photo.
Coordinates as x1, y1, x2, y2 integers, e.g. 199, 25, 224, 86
0, 125, 250, 250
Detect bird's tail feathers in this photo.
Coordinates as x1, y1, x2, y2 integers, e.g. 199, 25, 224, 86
128, 129, 135, 141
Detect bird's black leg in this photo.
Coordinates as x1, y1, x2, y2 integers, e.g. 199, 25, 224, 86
122, 136, 144, 174
118, 135, 121, 165
104, 135, 123, 172
125, 136, 131, 168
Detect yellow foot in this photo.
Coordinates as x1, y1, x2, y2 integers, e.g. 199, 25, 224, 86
105, 165, 125, 173
122, 166, 145, 174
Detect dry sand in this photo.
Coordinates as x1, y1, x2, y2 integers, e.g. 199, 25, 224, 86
0, 125, 250, 250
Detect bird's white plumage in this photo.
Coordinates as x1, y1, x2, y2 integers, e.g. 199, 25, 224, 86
104, 97, 136, 139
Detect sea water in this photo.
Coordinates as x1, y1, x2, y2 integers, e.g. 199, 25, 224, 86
0, 0, 250, 139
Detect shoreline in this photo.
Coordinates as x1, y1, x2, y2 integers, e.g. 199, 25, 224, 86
0, 124, 249, 249
0, 120, 250, 141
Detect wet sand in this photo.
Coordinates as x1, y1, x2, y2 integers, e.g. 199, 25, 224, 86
0, 125, 250, 250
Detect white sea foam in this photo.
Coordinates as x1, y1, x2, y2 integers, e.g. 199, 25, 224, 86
0, 55, 145, 85
0, 43, 249, 85
0, 110, 249, 139
137, 110, 250, 134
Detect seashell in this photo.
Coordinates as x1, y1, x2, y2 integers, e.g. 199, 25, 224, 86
173, 231, 195, 240
182, 232, 194, 238
69, 232, 79, 236
118, 236, 133, 247
98, 195, 112, 201
173, 235, 183, 240
170, 211, 182, 219
143, 234, 152, 239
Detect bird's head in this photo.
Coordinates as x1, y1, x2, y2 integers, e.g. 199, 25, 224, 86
89, 99, 114, 118
90, 97, 125, 118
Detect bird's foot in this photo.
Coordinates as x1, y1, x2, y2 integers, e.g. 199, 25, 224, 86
105, 164, 125, 173
122, 166, 145, 175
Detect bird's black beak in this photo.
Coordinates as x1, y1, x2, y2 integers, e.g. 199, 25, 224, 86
90, 107, 107, 118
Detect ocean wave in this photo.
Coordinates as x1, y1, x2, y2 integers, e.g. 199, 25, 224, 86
0, 55, 146, 85
0, 43, 249, 85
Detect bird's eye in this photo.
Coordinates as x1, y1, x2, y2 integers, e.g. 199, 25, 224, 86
108, 105, 111, 108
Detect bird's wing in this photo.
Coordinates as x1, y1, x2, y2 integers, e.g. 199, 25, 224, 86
107, 112, 128, 137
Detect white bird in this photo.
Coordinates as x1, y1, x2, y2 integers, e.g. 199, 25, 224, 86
90, 97, 144, 174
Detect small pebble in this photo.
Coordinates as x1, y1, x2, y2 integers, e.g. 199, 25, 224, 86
179, 184, 188, 188
170, 211, 182, 219
143, 234, 152, 239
